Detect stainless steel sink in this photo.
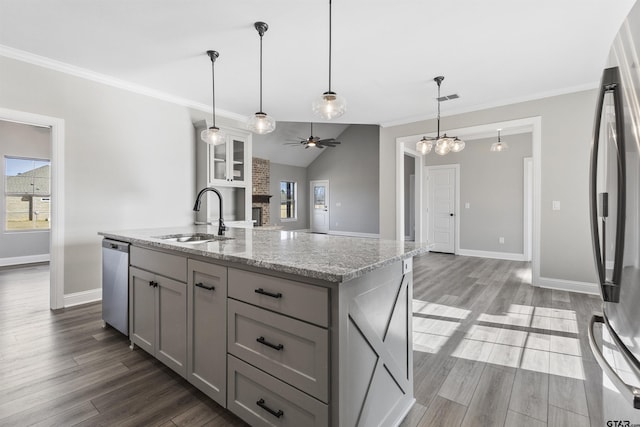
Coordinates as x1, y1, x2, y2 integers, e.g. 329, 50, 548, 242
153, 233, 233, 244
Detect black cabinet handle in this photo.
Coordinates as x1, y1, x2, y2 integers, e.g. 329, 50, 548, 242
256, 398, 284, 418
257, 336, 284, 351
148, 281, 158, 288
195, 282, 215, 291
254, 288, 282, 299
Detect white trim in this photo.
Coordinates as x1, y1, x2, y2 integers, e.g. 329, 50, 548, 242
0, 254, 50, 267
457, 249, 526, 262
424, 164, 460, 254
64, 288, 102, 307
395, 144, 424, 244
328, 230, 380, 239
523, 157, 533, 262
0, 107, 65, 310
381, 82, 597, 128
0, 44, 247, 123
537, 277, 600, 295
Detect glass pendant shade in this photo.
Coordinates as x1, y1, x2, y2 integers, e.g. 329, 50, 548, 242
490, 141, 508, 152
312, 91, 347, 120
201, 126, 226, 145
450, 138, 465, 152
247, 112, 276, 135
416, 137, 433, 154
435, 138, 452, 155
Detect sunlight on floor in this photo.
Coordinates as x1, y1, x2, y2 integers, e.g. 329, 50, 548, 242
412, 299, 585, 380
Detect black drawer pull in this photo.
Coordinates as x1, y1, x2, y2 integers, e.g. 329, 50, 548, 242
195, 282, 215, 291
257, 336, 284, 351
256, 398, 284, 418
148, 281, 158, 288
254, 288, 282, 299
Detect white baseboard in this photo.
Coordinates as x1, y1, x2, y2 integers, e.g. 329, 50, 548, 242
457, 249, 526, 261
0, 254, 50, 267
64, 288, 102, 308
328, 230, 380, 239
536, 276, 600, 295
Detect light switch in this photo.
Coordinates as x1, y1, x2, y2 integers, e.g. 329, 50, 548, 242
336, 202, 342, 207
465, 202, 470, 209
552, 201, 561, 211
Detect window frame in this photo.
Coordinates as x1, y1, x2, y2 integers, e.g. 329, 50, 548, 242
279, 180, 298, 221
4, 155, 52, 233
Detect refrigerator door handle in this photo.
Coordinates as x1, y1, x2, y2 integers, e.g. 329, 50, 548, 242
589, 314, 640, 410
589, 66, 626, 302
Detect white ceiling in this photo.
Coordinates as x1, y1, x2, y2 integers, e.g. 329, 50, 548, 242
0, 0, 635, 128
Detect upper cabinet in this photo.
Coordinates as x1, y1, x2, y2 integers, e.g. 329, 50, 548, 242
208, 130, 251, 187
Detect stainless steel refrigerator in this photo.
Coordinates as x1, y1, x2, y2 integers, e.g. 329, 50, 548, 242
589, 0, 640, 422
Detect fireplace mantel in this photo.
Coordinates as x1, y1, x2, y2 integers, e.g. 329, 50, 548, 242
252, 194, 272, 204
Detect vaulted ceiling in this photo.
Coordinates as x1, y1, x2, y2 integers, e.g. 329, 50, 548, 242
0, 0, 635, 129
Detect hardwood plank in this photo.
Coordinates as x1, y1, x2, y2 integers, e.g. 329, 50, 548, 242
461, 365, 515, 427
504, 410, 546, 427
398, 401, 428, 427
548, 404, 590, 427
508, 369, 549, 422
438, 358, 485, 406
548, 374, 589, 417
417, 396, 467, 427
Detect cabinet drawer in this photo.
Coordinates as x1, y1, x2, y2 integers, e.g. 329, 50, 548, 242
228, 268, 329, 327
228, 355, 328, 427
130, 246, 187, 282
228, 299, 328, 402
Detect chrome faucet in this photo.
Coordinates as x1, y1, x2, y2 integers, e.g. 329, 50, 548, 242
193, 187, 226, 236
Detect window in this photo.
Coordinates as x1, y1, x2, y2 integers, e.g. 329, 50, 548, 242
5, 157, 51, 231
280, 181, 297, 220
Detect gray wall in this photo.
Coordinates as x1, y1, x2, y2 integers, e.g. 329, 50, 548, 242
0, 56, 241, 295
308, 124, 380, 235
424, 132, 532, 254
0, 120, 51, 259
269, 162, 308, 230
380, 89, 598, 283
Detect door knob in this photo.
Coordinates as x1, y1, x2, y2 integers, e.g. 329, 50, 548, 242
450, 213, 454, 216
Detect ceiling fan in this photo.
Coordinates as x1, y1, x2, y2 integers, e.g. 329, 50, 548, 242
285, 123, 341, 149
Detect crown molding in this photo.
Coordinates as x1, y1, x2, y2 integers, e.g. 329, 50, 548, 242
380, 81, 599, 128
0, 44, 248, 123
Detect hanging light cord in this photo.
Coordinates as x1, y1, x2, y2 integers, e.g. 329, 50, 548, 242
436, 78, 441, 138
328, 0, 333, 92
210, 54, 217, 128
259, 31, 264, 113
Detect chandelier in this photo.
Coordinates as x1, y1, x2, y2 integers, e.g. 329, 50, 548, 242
416, 76, 465, 155
490, 129, 509, 152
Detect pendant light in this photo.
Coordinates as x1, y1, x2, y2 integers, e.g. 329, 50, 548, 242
416, 76, 465, 155
490, 129, 509, 152
312, 0, 347, 120
201, 50, 226, 145
247, 21, 276, 134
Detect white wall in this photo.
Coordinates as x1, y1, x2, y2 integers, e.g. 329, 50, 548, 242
381, 90, 598, 284
0, 120, 51, 261
0, 56, 199, 294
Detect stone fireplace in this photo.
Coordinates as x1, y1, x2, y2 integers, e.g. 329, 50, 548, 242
252, 157, 271, 226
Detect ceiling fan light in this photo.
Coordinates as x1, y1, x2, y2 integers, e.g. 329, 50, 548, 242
312, 91, 347, 120
247, 112, 276, 134
307, 140, 317, 147
201, 126, 226, 145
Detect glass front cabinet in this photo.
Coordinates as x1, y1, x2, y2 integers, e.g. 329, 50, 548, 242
208, 130, 251, 187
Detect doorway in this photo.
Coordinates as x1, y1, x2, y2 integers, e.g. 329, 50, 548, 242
310, 180, 329, 234
0, 107, 65, 309
425, 165, 459, 254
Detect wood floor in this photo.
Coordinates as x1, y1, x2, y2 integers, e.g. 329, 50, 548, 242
0, 254, 603, 427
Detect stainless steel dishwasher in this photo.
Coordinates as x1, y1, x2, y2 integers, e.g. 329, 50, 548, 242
102, 238, 130, 335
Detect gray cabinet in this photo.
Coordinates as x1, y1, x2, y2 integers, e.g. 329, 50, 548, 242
129, 247, 188, 378
187, 259, 227, 407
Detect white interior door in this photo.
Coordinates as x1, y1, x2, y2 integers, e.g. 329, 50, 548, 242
310, 180, 329, 234
427, 166, 456, 253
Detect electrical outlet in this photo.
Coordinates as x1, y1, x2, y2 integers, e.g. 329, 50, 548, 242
499, 237, 505, 244
552, 201, 561, 211
465, 202, 470, 209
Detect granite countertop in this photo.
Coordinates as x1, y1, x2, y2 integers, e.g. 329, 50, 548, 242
99, 225, 429, 283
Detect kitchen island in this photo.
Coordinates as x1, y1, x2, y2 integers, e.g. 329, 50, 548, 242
99, 225, 428, 427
